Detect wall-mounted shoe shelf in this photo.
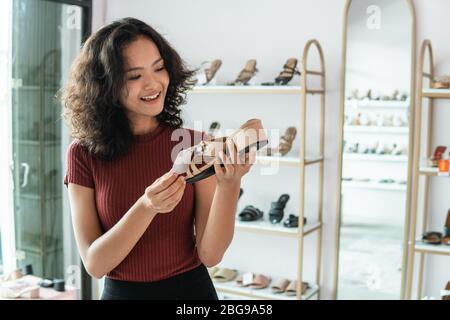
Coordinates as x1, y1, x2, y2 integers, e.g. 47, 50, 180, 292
191, 85, 323, 95
255, 155, 324, 167
419, 166, 449, 177
414, 241, 450, 256
235, 219, 321, 238
343, 154, 408, 162
192, 39, 326, 300
344, 125, 409, 134
345, 100, 410, 109
342, 180, 407, 192
421, 88, 450, 99
213, 270, 319, 300
405, 39, 450, 300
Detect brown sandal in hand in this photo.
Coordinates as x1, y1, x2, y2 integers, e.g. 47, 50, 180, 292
172, 119, 268, 183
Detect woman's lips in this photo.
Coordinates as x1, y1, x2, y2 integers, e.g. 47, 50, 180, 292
140, 92, 162, 105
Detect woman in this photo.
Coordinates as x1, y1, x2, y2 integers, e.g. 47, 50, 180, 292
62, 17, 254, 300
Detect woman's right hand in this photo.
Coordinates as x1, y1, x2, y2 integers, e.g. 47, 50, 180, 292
141, 171, 186, 214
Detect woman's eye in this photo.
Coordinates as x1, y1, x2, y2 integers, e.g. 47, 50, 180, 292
128, 74, 141, 80
156, 65, 165, 72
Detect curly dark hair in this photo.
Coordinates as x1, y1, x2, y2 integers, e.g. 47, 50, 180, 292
62, 17, 194, 161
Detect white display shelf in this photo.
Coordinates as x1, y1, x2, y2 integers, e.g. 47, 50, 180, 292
345, 99, 410, 109
214, 278, 319, 300
191, 85, 303, 94
255, 155, 323, 167
419, 166, 449, 177
343, 153, 408, 162
235, 219, 321, 238
342, 180, 407, 192
422, 88, 450, 99
414, 241, 450, 256
344, 125, 408, 134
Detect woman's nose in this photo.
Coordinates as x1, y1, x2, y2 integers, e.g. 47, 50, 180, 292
143, 73, 157, 89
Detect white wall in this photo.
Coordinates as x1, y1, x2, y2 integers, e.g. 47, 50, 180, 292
89, 0, 450, 299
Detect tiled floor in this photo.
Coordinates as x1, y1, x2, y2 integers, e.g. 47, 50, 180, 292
337, 219, 404, 300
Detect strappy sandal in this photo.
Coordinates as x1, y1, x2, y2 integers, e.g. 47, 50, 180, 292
422, 231, 442, 245
190, 59, 222, 85
236, 273, 271, 289
248, 274, 271, 290
285, 280, 309, 296
238, 205, 263, 222
271, 278, 290, 294
212, 268, 238, 283
208, 267, 220, 278
269, 194, 290, 224
172, 119, 268, 184
262, 58, 301, 86
266, 127, 297, 156
228, 59, 258, 85
283, 214, 306, 228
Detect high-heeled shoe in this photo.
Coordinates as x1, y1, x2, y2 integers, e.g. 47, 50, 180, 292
228, 59, 258, 85
262, 58, 301, 86
266, 127, 297, 156
190, 59, 222, 85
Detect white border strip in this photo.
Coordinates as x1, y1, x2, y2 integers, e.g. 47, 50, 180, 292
0, 0, 16, 274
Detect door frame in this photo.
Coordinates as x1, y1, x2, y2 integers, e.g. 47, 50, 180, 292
2, 0, 93, 299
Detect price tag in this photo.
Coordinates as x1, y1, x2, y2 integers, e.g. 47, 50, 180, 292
242, 272, 254, 286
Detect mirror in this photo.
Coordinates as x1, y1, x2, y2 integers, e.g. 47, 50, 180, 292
335, 0, 416, 299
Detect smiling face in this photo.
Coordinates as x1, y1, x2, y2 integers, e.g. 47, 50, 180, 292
120, 36, 170, 134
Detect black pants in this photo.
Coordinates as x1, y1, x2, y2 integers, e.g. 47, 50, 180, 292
101, 264, 218, 300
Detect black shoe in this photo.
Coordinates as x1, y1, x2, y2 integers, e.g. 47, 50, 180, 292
238, 205, 263, 222
283, 214, 307, 228
269, 194, 290, 224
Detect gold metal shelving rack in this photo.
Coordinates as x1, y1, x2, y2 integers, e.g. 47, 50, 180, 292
192, 39, 326, 300
405, 39, 450, 299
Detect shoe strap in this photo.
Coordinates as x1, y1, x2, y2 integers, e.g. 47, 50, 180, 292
281, 64, 301, 75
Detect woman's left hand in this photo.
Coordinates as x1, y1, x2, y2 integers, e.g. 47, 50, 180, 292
213, 140, 256, 187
